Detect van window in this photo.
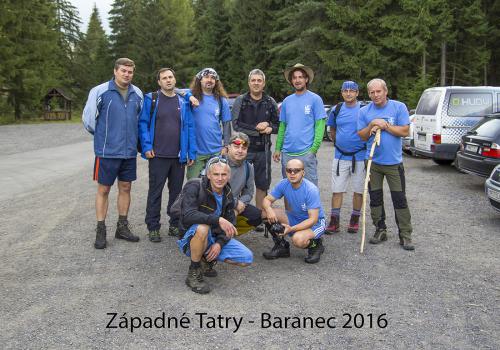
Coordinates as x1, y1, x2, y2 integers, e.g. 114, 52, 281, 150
416, 91, 441, 115
447, 93, 493, 117
497, 94, 500, 112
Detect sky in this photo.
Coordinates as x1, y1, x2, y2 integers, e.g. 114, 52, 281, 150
71, 0, 113, 34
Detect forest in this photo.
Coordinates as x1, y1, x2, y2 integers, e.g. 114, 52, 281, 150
1, 0, 499, 119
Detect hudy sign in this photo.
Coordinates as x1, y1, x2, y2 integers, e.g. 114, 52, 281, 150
451, 97, 489, 106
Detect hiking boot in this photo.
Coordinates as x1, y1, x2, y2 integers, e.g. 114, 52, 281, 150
325, 215, 340, 234
369, 228, 387, 244
94, 225, 107, 249
115, 220, 140, 242
401, 237, 415, 251
148, 229, 161, 243
304, 238, 325, 264
262, 240, 290, 260
347, 214, 360, 234
201, 257, 218, 277
255, 224, 265, 232
185, 267, 210, 294
168, 226, 179, 237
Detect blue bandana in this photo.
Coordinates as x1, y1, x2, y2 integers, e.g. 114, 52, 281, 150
341, 81, 358, 91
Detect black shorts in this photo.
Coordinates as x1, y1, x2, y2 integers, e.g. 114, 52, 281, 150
246, 150, 271, 190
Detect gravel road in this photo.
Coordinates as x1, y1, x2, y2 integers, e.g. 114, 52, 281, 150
1, 124, 498, 349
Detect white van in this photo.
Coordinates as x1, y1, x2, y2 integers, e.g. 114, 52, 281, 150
411, 86, 500, 165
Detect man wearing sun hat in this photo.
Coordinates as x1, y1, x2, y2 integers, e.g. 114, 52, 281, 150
273, 63, 327, 186
325, 80, 367, 235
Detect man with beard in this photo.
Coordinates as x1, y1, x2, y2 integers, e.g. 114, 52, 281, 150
186, 68, 232, 179
273, 64, 327, 186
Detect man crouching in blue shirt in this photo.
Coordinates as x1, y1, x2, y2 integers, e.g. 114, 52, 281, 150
262, 159, 326, 264
177, 157, 253, 294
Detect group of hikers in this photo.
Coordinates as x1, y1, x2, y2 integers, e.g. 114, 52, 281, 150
83, 58, 414, 294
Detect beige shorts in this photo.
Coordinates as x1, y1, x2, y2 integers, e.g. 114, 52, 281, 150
331, 158, 365, 194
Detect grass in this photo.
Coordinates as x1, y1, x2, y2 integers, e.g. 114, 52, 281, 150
0, 110, 82, 126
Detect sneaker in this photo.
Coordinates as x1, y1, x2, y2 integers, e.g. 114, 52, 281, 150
201, 257, 218, 277
255, 224, 265, 232
401, 237, 415, 251
262, 240, 290, 260
325, 215, 340, 234
304, 238, 325, 264
94, 225, 107, 249
185, 267, 210, 294
168, 226, 179, 237
369, 228, 387, 244
148, 229, 161, 243
115, 220, 140, 242
347, 214, 360, 234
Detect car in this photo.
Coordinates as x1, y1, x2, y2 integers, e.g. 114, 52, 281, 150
485, 164, 500, 212
324, 101, 370, 142
456, 113, 500, 177
411, 86, 500, 165
402, 109, 416, 155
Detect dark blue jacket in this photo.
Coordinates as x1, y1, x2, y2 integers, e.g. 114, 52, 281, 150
83, 79, 143, 159
138, 91, 196, 163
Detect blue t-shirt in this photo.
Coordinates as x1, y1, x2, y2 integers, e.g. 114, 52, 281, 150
270, 178, 325, 227
213, 192, 223, 217
327, 102, 366, 161
279, 91, 326, 153
357, 100, 409, 165
192, 94, 231, 155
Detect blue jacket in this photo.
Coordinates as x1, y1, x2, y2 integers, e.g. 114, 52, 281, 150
138, 91, 196, 163
82, 79, 143, 159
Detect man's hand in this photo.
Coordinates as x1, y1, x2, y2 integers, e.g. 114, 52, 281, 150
281, 223, 293, 236
256, 121, 269, 131
370, 125, 380, 135
145, 150, 155, 159
260, 126, 273, 134
187, 159, 194, 166
272, 151, 281, 163
265, 207, 278, 223
205, 243, 221, 262
236, 200, 246, 214
189, 95, 199, 107
219, 217, 236, 238
370, 118, 388, 130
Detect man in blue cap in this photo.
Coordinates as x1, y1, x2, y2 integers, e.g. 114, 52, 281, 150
325, 81, 366, 234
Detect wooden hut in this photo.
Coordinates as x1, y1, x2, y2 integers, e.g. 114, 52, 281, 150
43, 88, 72, 120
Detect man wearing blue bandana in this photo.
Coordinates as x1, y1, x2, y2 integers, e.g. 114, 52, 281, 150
186, 68, 232, 179
325, 81, 366, 235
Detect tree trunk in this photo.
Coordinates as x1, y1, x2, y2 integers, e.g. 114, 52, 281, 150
440, 42, 446, 86
422, 49, 426, 82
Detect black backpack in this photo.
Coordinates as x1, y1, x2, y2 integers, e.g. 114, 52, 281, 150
330, 102, 343, 128
169, 178, 205, 220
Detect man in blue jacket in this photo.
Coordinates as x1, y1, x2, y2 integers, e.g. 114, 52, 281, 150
83, 58, 143, 249
139, 68, 196, 241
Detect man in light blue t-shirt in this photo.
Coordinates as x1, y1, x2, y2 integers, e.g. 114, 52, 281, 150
262, 159, 326, 264
186, 68, 232, 179
326, 81, 367, 235
273, 63, 327, 186
357, 78, 414, 251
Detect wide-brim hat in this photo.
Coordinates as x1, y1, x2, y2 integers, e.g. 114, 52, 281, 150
284, 63, 314, 84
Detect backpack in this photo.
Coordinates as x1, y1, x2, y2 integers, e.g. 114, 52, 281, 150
330, 102, 343, 128
169, 178, 205, 220
137, 91, 159, 153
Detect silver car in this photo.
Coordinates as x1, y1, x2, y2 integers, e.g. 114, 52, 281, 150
485, 164, 500, 212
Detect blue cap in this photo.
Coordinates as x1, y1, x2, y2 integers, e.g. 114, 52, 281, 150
341, 81, 358, 91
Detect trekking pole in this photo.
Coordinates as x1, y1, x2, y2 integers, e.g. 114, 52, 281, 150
263, 133, 270, 238
360, 128, 381, 254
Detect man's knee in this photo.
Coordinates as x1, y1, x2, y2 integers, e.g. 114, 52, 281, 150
194, 224, 210, 240
291, 234, 308, 248
369, 189, 383, 207
390, 191, 408, 209
118, 181, 132, 193
97, 184, 111, 196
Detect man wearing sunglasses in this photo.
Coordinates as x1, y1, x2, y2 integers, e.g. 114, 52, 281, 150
177, 157, 253, 294
226, 133, 263, 233
262, 159, 326, 263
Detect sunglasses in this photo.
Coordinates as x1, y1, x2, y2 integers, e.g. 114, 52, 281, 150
206, 156, 228, 168
231, 139, 248, 147
285, 168, 303, 175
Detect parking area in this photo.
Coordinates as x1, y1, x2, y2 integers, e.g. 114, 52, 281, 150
1, 124, 499, 349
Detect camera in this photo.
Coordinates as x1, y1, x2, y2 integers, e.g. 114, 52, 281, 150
268, 222, 285, 235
